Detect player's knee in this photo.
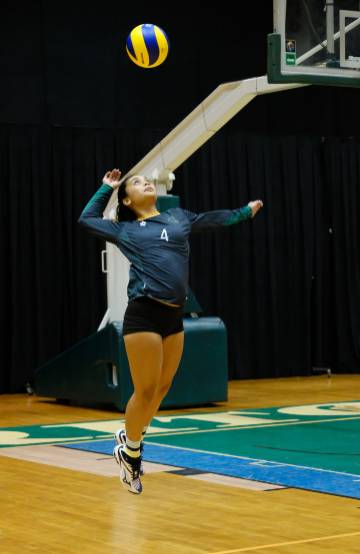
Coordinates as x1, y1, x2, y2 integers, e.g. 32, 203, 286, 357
136, 384, 159, 403
157, 380, 173, 399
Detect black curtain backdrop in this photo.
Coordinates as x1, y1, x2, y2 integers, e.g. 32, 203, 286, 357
178, 133, 360, 378
1, 126, 359, 393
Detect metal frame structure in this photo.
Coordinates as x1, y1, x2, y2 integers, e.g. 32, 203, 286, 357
269, 0, 360, 86
340, 10, 360, 68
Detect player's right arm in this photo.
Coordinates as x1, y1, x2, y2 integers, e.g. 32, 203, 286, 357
78, 169, 122, 243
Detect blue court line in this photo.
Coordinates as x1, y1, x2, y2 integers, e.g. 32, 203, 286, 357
60, 440, 360, 500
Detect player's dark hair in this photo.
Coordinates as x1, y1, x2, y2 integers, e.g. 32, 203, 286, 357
116, 175, 137, 221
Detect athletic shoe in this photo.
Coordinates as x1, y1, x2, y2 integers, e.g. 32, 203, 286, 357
113, 444, 142, 494
114, 429, 145, 476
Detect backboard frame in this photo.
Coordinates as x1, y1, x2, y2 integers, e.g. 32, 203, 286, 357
268, 0, 360, 87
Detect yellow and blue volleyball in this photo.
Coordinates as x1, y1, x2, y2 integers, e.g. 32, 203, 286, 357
126, 24, 169, 68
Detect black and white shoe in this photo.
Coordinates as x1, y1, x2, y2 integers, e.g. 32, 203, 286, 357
114, 429, 145, 476
113, 444, 143, 495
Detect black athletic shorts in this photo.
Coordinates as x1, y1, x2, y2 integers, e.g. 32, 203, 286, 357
123, 296, 184, 338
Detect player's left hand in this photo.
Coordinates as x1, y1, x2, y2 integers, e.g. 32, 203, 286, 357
248, 200, 263, 218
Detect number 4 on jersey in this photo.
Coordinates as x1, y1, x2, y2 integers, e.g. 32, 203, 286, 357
160, 228, 169, 242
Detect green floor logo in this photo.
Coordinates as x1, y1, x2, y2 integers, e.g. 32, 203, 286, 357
0, 402, 359, 448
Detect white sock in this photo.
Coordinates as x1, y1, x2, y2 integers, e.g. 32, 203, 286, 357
125, 437, 141, 459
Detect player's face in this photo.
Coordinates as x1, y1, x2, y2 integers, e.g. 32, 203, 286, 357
124, 175, 157, 206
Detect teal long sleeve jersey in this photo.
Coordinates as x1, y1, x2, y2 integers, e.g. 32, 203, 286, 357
78, 184, 253, 306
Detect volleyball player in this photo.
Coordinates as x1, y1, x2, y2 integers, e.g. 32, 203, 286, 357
78, 168, 263, 494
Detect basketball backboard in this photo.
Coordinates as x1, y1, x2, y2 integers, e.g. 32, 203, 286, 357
268, 0, 360, 86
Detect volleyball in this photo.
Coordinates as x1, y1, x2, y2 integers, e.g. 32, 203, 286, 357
126, 24, 169, 68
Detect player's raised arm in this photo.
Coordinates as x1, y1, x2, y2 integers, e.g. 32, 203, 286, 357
77, 168, 122, 243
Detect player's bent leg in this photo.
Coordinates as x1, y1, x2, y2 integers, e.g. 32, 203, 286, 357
144, 331, 185, 426
124, 331, 164, 440
114, 331, 163, 493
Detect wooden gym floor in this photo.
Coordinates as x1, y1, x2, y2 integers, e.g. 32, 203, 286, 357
1, 375, 360, 554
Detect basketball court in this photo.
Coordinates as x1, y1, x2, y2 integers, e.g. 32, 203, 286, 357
1, 375, 360, 553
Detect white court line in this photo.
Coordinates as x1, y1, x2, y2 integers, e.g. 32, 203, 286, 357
210, 531, 360, 553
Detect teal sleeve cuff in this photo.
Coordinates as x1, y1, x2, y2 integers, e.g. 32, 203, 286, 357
224, 205, 253, 226
101, 183, 113, 192
244, 205, 253, 219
